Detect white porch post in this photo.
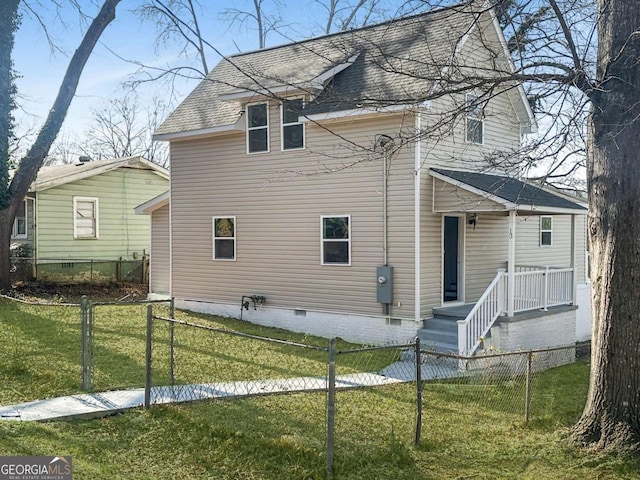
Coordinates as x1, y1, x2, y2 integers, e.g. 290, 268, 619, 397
507, 210, 516, 317
571, 213, 577, 305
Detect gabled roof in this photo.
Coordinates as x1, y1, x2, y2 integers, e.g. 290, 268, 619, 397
134, 190, 169, 215
31, 156, 169, 192
155, 1, 534, 140
431, 168, 587, 214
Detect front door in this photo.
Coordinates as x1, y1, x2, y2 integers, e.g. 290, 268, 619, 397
443, 215, 463, 303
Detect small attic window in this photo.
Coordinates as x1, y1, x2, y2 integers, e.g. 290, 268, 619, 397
465, 93, 484, 144
247, 103, 269, 153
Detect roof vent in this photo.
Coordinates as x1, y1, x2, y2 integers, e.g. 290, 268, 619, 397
78, 156, 91, 163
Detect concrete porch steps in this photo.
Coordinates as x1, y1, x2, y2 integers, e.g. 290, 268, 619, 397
417, 303, 475, 354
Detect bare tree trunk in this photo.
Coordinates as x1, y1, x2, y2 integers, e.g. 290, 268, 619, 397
0, 0, 121, 291
572, 0, 640, 451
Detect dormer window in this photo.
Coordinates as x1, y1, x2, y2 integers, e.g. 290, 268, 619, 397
465, 93, 484, 144
281, 98, 304, 150
247, 103, 269, 153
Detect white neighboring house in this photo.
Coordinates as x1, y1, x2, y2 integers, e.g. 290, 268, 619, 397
139, 3, 590, 351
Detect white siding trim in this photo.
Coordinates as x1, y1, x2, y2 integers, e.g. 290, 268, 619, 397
414, 112, 421, 322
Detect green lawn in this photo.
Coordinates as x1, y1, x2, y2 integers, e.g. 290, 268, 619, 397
1, 297, 639, 479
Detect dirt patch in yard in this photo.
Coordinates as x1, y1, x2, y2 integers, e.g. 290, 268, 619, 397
5, 282, 149, 304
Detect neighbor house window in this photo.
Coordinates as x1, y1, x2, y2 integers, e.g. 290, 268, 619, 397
465, 93, 484, 144
11, 199, 27, 239
213, 216, 236, 260
321, 215, 350, 265
281, 98, 304, 150
74, 197, 99, 239
247, 103, 269, 153
540, 216, 552, 246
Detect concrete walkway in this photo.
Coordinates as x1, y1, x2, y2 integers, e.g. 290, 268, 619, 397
0, 358, 465, 422
0, 372, 405, 422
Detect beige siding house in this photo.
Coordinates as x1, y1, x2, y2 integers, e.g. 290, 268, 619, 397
150, 3, 589, 350
12, 156, 169, 283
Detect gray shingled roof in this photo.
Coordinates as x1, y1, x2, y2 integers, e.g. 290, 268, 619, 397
431, 168, 587, 211
155, 3, 476, 136
31, 156, 168, 192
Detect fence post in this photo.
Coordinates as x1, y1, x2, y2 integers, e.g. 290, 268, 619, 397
524, 352, 533, 423
145, 305, 153, 409
169, 298, 175, 386
88, 302, 94, 391
414, 337, 423, 447
81, 296, 88, 390
326, 338, 336, 480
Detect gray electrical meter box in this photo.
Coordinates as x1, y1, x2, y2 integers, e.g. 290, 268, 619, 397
376, 265, 393, 304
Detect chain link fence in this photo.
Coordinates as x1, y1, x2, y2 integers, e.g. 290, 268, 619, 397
9, 256, 148, 284
0, 295, 586, 479
143, 305, 582, 478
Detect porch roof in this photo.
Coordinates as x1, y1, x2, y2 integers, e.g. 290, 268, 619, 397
430, 168, 587, 214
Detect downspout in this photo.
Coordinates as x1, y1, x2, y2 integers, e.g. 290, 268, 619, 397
414, 112, 421, 323
377, 134, 394, 316
383, 145, 388, 267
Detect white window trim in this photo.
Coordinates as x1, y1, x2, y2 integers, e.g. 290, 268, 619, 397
321, 214, 351, 266
540, 215, 553, 247
465, 92, 484, 145
280, 97, 305, 151
246, 102, 270, 154
73, 196, 99, 239
213, 215, 237, 261
11, 199, 28, 239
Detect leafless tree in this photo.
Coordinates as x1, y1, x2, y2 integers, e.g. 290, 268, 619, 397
318, 0, 384, 33
220, 0, 286, 49
82, 92, 169, 166
0, 0, 122, 290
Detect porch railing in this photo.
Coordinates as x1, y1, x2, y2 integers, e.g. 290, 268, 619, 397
457, 270, 506, 356
514, 266, 574, 312
457, 266, 574, 355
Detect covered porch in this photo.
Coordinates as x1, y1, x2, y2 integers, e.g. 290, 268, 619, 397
425, 168, 588, 355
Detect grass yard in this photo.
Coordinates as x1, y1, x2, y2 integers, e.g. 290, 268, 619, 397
0, 296, 639, 479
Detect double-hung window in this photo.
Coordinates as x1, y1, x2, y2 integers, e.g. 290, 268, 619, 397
74, 197, 99, 239
247, 103, 269, 153
281, 98, 304, 150
540, 216, 552, 246
11, 200, 27, 239
465, 93, 484, 144
213, 216, 236, 260
321, 215, 350, 265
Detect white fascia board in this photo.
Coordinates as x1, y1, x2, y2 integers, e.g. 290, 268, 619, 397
309, 52, 361, 89
301, 104, 411, 123
33, 163, 123, 192
516, 205, 587, 215
153, 123, 243, 142
218, 84, 319, 102
429, 169, 517, 210
135, 190, 170, 215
